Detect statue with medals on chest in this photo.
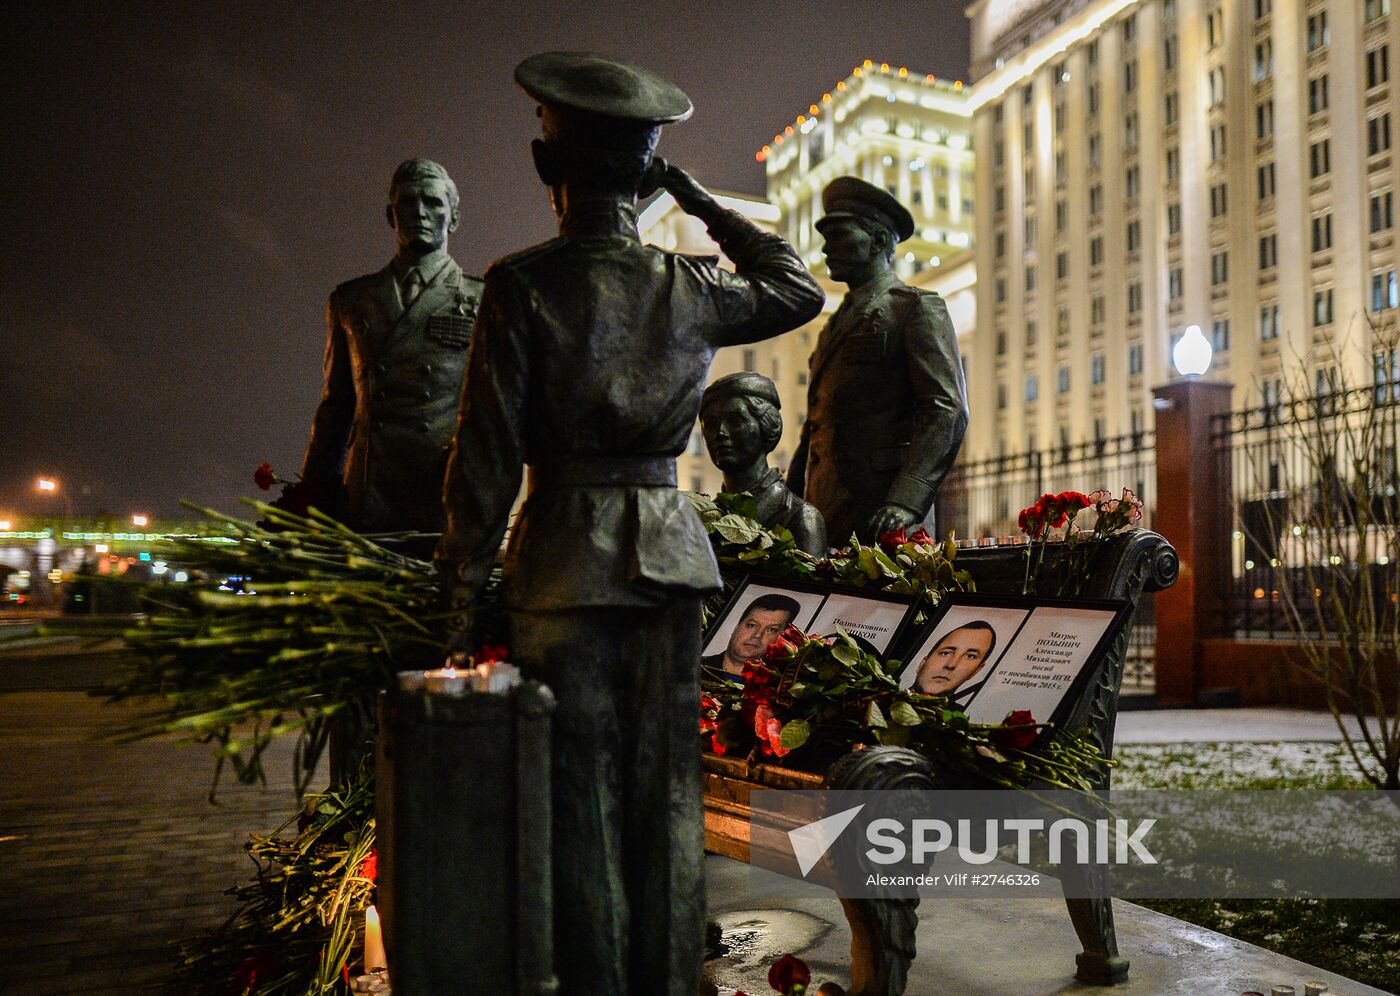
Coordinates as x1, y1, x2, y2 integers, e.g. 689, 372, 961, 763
787, 176, 969, 546
301, 159, 483, 541
700, 371, 827, 556
437, 52, 823, 995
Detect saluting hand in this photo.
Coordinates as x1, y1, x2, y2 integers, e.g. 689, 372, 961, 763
639, 157, 716, 217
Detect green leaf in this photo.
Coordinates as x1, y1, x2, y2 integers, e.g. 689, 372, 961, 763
864, 700, 888, 728
832, 640, 861, 667
713, 514, 764, 546
779, 718, 811, 750
889, 700, 922, 727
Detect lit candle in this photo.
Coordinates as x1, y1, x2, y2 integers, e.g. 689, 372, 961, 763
423, 665, 469, 697
363, 904, 387, 972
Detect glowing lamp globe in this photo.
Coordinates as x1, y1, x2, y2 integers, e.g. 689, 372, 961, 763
1173, 324, 1213, 378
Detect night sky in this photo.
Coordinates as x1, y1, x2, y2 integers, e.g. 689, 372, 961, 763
1, 2, 968, 521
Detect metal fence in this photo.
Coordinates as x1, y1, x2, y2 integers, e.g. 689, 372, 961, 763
1212, 384, 1400, 641
937, 432, 1159, 695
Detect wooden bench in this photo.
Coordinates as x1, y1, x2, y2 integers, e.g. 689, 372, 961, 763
702, 528, 1180, 994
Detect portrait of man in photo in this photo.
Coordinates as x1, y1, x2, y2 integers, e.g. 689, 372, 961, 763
910, 619, 997, 702
702, 592, 802, 677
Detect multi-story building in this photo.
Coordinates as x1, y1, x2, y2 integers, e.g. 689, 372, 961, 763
964, 0, 1399, 463
641, 61, 978, 497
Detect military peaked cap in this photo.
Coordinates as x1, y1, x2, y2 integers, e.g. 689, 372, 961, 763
817, 176, 916, 243
701, 372, 782, 413
515, 52, 693, 124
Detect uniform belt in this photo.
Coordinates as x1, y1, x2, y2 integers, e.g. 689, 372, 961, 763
533, 455, 677, 488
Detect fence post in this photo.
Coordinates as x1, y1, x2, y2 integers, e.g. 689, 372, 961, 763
1151, 378, 1234, 706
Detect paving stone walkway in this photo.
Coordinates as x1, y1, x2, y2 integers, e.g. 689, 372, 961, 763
1, 691, 311, 995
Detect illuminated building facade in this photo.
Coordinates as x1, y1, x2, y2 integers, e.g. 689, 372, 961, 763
964, 0, 1400, 462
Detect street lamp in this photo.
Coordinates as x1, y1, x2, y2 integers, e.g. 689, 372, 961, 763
36, 477, 57, 493
1172, 324, 1213, 378
0, 520, 11, 532
131, 514, 149, 527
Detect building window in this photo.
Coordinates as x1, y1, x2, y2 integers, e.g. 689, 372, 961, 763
1125, 166, 1140, 200
1309, 75, 1330, 115
1307, 11, 1329, 53
993, 139, 1005, 166
1207, 7, 1223, 48
1088, 133, 1101, 169
1090, 234, 1104, 266
1023, 83, 1034, 107
1259, 232, 1277, 269
1212, 318, 1231, 353
1056, 252, 1069, 280
1088, 82, 1100, 115
1128, 281, 1143, 314
1057, 365, 1071, 394
1312, 212, 1334, 253
1056, 307, 1070, 339
1055, 151, 1067, 188
1210, 123, 1227, 162
994, 185, 1005, 213
1025, 373, 1038, 401
1366, 46, 1390, 89
1123, 13, 1137, 42
1257, 161, 1276, 199
1254, 0, 1271, 18
1372, 191, 1395, 233
1209, 66, 1227, 106
1310, 138, 1331, 178
1375, 348, 1399, 403
1169, 267, 1184, 300
1125, 112, 1138, 149
1091, 352, 1106, 385
1166, 146, 1180, 180
1164, 35, 1178, 71
1211, 182, 1229, 217
1372, 270, 1400, 312
1026, 320, 1037, 347
1369, 114, 1393, 156
1091, 294, 1106, 324
1055, 101, 1066, 133
1259, 303, 1280, 341
995, 230, 1006, 257
1025, 265, 1036, 292
1087, 39, 1099, 65
1167, 203, 1182, 236
1124, 60, 1138, 93
1313, 286, 1334, 326
1055, 198, 1068, 232
1025, 216, 1036, 243
1253, 40, 1273, 81
996, 329, 1007, 355
1256, 100, 1274, 139
995, 278, 1006, 304
997, 381, 1008, 409
1127, 219, 1142, 252
1211, 251, 1229, 286
742, 348, 756, 372
1128, 341, 1144, 375
1366, 0, 1392, 23
1089, 184, 1103, 215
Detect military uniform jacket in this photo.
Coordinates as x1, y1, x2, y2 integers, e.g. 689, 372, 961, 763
787, 270, 968, 545
439, 202, 824, 612
302, 253, 483, 533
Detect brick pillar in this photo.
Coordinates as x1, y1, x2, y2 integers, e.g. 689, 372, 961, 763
1152, 378, 1234, 706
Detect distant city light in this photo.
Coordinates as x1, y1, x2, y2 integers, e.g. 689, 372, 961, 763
95, 544, 109, 553
174, 571, 189, 583
139, 552, 151, 562
132, 514, 149, 527
0, 520, 10, 531
36, 478, 57, 492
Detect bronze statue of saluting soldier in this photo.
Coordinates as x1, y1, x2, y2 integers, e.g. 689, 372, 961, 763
437, 52, 823, 995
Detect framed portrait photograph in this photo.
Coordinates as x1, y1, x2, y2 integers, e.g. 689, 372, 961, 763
896, 594, 1132, 730
702, 577, 919, 681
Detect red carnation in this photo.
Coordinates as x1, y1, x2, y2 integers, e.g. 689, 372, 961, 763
1057, 491, 1091, 510
878, 528, 908, 555
990, 710, 1039, 752
764, 631, 801, 661
270, 479, 323, 518
814, 558, 835, 578
768, 952, 812, 993
908, 526, 933, 545
253, 462, 276, 491
359, 849, 378, 884
233, 953, 283, 994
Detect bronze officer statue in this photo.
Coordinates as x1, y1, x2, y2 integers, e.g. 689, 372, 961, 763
437, 52, 822, 996
301, 159, 483, 537
700, 372, 827, 556
787, 176, 968, 545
